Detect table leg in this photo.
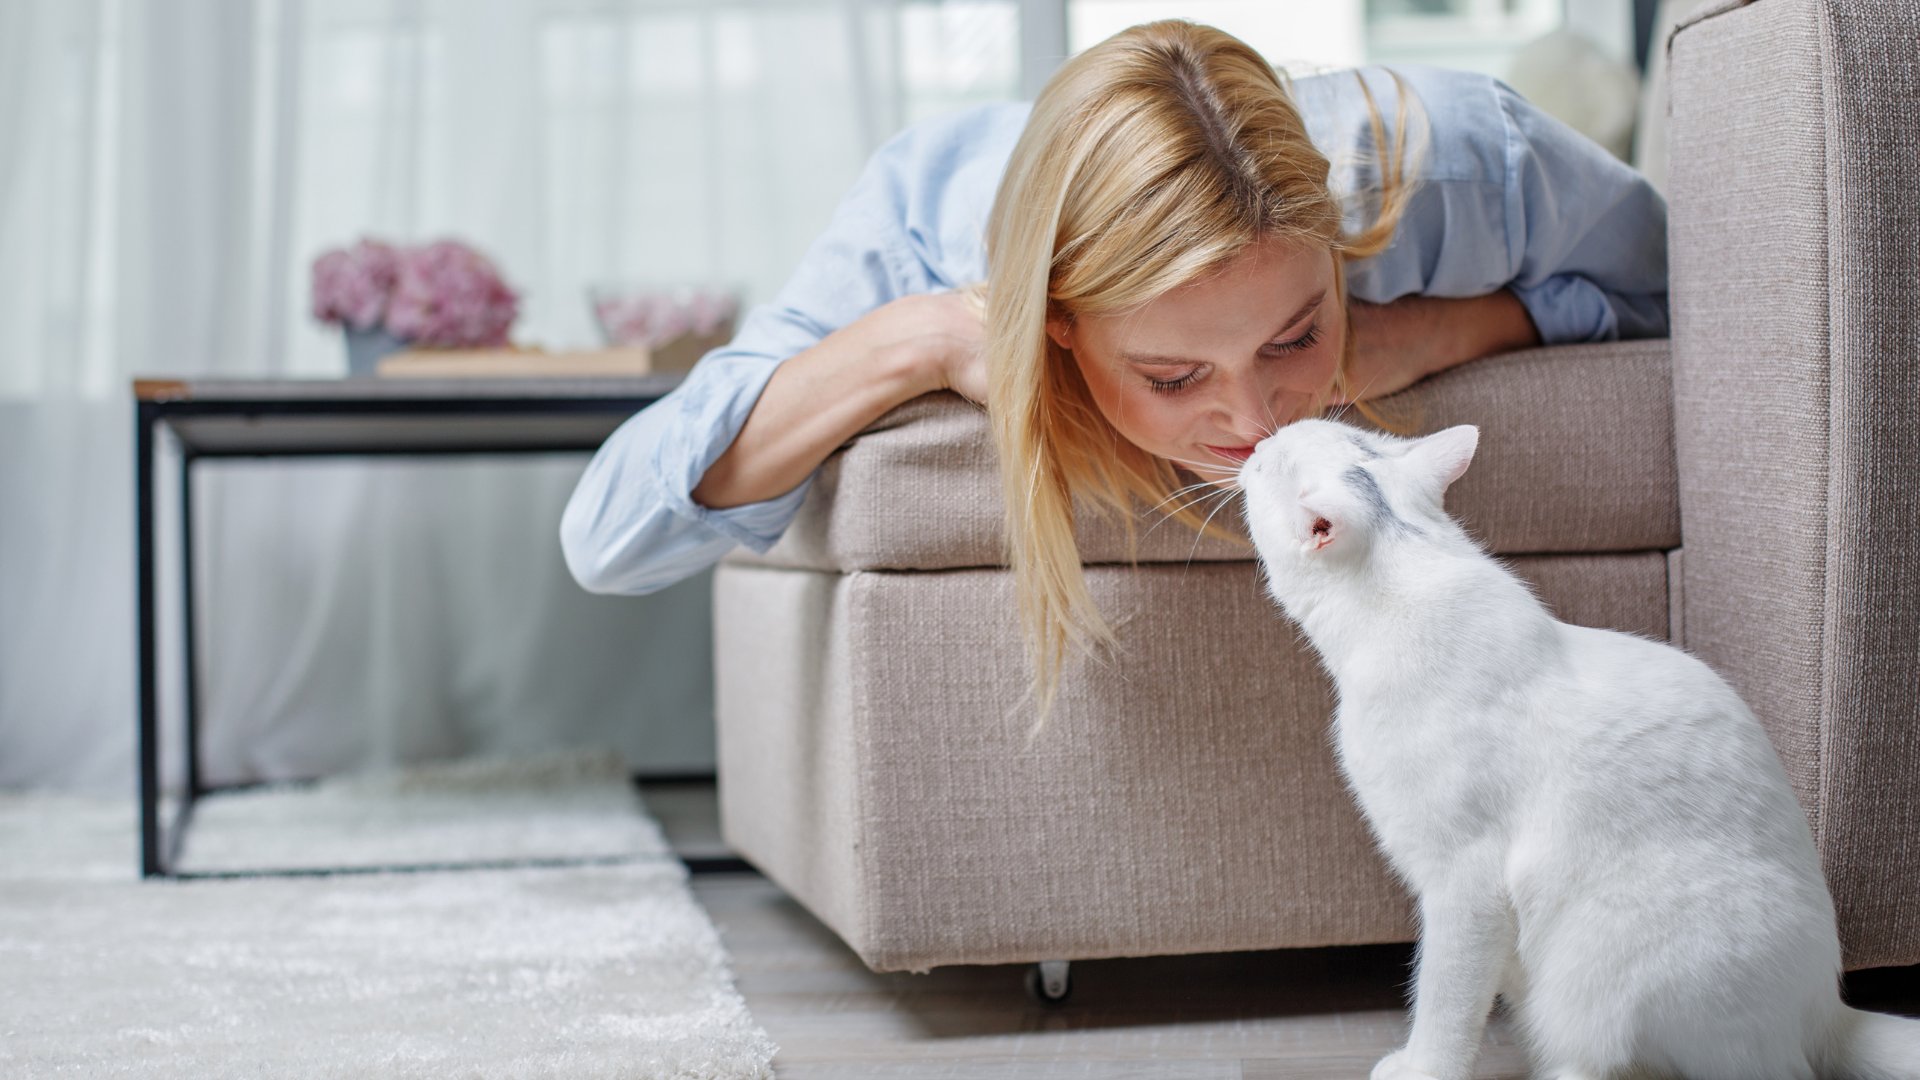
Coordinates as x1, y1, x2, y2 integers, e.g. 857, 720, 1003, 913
180, 451, 201, 801
136, 402, 162, 877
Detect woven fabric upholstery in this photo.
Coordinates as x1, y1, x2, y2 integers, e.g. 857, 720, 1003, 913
742, 339, 1677, 574
716, 552, 1671, 972
711, 0, 1920, 977
1670, 0, 1920, 970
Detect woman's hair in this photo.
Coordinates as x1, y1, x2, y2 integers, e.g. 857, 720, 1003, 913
981, 19, 1424, 729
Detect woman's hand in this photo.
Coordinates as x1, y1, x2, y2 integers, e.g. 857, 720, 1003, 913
690, 290, 987, 510
875, 290, 987, 405
1338, 291, 1541, 405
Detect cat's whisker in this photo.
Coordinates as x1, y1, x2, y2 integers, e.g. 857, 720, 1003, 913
1145, 491, 1234, 525
1326, 374, 1382, 424
1169, 469, 1243, 487
1162, 476, 1239, 497
1227, 409, 1274, 443
1326, 394, 1349, 424
1164, 452, 1246, 477
1183, 483, 1244, 566
1153, 482, 1239, 521
1145, 485, 1240, 539
1147, 478, 1240, 515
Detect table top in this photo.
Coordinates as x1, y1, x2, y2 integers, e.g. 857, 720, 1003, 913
132, 374, 683, 458
133, 374, 682, 404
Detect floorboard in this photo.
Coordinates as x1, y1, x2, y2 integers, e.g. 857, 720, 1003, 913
667, 781, 1920, 1078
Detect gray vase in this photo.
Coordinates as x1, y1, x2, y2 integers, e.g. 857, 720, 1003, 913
343, 326, 410, 376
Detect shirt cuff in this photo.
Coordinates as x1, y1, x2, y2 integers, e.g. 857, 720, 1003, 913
650, 353, 814, 554
665, 473, 815, 554
1508, 274, 1620, 345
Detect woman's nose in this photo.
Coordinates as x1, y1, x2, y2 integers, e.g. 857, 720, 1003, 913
1219, 373, 1281, 435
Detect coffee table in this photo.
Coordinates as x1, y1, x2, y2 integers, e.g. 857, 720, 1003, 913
131, 374, 681, 878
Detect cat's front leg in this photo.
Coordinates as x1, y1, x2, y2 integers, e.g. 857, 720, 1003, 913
1377, 867, 1517, 1080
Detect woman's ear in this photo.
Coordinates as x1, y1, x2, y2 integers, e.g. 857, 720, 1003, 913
1044, 308, 1075, 352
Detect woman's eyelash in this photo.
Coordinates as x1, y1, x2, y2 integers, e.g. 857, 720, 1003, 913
1265, 325, 1321, 355
1148, 370, 1202, 395
1145, 324, 1322, 395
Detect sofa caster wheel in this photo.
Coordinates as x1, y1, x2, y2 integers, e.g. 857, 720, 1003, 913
1026, 960, 1071, 1005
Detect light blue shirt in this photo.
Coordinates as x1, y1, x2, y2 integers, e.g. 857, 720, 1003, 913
561, 64, 1669, 596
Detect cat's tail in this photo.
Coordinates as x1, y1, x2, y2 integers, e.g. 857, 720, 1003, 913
1817, 1005, 1920, 1079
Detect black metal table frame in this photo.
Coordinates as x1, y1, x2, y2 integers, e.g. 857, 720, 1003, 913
131, 377, 741, 879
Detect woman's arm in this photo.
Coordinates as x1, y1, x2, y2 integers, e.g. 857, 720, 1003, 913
692, 293, 983, 509
561, 105, 1019, 596
559, 291, 979, 596
1322, 67, 1666, 409
1338, 289, 1541, 403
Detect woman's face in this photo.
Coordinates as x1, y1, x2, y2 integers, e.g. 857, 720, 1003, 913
1047, 235, 1343, 476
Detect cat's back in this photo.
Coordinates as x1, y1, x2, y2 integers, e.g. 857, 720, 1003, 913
1546, 620, 1801, 820
1551, 618, 1735, 711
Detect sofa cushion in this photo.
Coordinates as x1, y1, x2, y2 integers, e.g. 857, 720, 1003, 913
738, 338, 1677, 573
715, 549, 1673, 971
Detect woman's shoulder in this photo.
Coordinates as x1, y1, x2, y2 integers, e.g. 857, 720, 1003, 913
1291, 63, 1517, 188
1291, 65, 1525, 301
872, 101, 1033, 175
860, 102, 1032, 288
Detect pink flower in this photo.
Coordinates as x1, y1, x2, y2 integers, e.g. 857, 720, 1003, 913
594, 287, 738, 348
310, 236, 519, 347
310, 239, 399, 331
686, 291, 739, 337
384, 240, 520, 347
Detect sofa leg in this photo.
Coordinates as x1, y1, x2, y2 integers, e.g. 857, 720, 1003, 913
1025, 960, 1072, 1004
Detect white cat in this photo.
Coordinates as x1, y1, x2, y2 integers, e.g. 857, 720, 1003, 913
1235, 417, 1920, 1080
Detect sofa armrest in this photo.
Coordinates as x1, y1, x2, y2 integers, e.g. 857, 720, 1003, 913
1667, 0, 1920, 969
731, 341, 1679, 575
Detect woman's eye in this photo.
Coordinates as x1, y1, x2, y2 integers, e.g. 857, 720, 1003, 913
1147, 369, 1202, 395
1143, 324, 1318, 395
1263, 324, 1322, 356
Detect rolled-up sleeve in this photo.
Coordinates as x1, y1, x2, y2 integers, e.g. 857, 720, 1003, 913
559, 141, 917, 596
1496, 80, 1669, 343
1317, 66, 1668, 344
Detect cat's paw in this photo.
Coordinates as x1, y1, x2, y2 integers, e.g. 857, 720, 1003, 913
1369, 1048, 1443, 1080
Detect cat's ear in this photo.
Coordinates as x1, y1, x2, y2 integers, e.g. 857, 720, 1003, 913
1401, 425, 1478, 500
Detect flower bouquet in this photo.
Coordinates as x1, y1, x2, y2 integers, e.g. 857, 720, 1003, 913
590, 284, 740, 373
312, 238, 520, 375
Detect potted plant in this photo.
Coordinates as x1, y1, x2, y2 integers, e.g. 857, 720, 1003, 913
311, 237, 521, 375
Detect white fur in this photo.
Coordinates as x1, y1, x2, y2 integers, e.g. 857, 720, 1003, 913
1237, 418, 1920, 1080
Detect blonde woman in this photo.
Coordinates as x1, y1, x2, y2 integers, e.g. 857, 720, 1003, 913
561, 20, 1667, 714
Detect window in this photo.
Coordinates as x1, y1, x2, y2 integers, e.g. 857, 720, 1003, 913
1365, 0, 1565, 76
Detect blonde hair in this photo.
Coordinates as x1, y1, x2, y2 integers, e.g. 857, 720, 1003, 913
982, 19, 1424, 728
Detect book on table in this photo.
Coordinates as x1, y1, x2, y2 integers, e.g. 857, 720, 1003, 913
376, 332, 728, 379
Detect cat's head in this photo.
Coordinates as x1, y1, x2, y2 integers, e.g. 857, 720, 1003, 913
1238, 418, 1479, 577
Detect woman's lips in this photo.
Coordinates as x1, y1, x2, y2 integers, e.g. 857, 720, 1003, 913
1204, 444, 1257, 463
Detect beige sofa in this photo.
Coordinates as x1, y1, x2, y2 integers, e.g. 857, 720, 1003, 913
712, 0, 1920, 977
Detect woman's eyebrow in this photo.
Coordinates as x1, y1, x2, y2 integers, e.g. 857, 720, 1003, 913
1120, 290, 1327, 366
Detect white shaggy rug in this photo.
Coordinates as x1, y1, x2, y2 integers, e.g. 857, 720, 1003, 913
0, 750, 777, 1079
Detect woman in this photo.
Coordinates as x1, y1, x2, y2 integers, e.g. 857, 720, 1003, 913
561, 20, 1667, 715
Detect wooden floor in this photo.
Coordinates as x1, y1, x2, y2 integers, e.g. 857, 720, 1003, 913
645, 782, 1920, 1079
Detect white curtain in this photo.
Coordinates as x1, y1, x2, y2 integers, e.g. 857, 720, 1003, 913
0, 0, 1022, 794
